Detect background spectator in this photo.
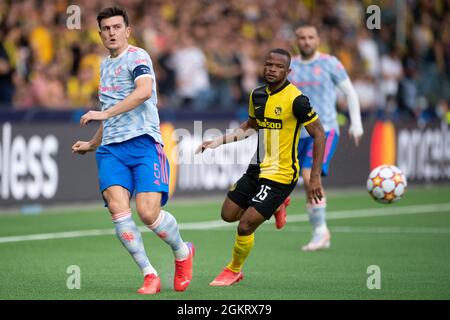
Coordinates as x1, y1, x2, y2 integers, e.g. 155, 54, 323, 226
0, 0, 448, 125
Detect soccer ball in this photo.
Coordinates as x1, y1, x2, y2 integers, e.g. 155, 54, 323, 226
366, 165, 407, 204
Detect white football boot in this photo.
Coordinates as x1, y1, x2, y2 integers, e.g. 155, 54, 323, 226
302, 226, 331, 251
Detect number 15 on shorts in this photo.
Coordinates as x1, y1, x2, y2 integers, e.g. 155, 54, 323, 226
252, 185, 271, 202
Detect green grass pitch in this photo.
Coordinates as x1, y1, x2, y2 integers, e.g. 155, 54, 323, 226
0, 185, 449, 300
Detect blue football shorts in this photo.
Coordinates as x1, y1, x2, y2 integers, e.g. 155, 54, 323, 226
297, 129, 339, 176
96, 134, 169, 206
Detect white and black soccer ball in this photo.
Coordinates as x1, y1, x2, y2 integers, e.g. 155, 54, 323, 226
366, 164, 407, 204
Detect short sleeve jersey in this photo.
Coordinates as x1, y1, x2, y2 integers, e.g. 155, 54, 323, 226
99, 45, 162, 145
288, 52, 348, 137
248, 81, 318, 184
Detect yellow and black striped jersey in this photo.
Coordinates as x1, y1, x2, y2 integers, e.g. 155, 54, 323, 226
248, 80, 318, 184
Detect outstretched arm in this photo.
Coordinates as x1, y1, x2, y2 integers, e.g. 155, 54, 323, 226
72, 125, 103, 155
79, 77, 153, 126
337, 78, 363, 146
304, 118, 326, 204
195, 118, 257, 154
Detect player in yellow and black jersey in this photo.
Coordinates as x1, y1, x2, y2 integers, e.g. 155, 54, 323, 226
249, 76, 318, 185
196, 48, 326, 286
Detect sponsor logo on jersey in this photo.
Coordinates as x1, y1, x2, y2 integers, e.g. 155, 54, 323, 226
256, 117, 282, 129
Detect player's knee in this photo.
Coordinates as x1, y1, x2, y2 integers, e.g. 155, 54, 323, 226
221, 209, 239, 222
221, 200, 242, 222
106, 199, 129, 215
308, 196, 327, 209
237, 220, 254, 236
136, 202, 161, 225
220, 210, 232, 222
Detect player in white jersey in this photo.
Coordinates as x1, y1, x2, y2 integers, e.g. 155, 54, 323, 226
287, 24, 364, 251
71, 7, 194, 294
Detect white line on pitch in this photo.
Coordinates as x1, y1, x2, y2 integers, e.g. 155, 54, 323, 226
259, 225, 450, 234
0, 203, 449, 244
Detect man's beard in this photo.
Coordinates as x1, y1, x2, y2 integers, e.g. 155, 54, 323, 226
300, 47, 315, 59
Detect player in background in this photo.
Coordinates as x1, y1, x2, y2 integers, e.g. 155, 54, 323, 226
286, 24, 364, 251
71, 7, 194, 294
197, 49, 326, 286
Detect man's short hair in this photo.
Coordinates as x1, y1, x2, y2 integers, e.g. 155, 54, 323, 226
295, 23, 319, 37
97, 7, 129, 28
295, 23, 318, 31
269, 48, 291, 67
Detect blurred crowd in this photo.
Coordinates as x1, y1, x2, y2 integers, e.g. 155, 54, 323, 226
0, 0, 449, 124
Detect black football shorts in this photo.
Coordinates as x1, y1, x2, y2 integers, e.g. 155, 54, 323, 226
227, 172, 296, 220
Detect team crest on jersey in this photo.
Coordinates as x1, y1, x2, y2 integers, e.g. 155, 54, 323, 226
275, 106, 282, 116
313, 65, 321, 75
229, 183, 237, 192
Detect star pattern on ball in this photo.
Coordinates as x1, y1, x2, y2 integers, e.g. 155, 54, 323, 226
393, 173, 403, 185
372, 176, 382, 187
368, 165, 406, 204
385, 192, 395, 201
